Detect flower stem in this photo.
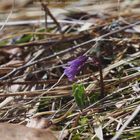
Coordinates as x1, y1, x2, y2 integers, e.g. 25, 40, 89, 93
96, 43, 105, 98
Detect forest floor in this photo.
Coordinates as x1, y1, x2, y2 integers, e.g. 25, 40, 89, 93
0, 0, 140, 139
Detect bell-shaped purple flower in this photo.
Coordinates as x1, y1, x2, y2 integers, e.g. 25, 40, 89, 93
64, 55, 88, 81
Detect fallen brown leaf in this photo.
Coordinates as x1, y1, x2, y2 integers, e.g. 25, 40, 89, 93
0, 123, 57, 140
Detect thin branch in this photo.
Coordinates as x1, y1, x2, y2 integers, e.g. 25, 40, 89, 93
40, 0, 62, 34
0, 0, 15, 32
111, 105, 140, 140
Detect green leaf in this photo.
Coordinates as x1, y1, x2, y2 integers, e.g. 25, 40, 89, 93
90, 92, 100, 103
72, 83, 85, 108
134, 131, 140, 139
37, 98, 50, 112
79, 117, 88, 125
16, 34, 32, 44
72, 134, 81, 140
0, 40, 8, 46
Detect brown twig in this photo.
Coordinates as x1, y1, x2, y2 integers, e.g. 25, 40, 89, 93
40, 0, 63, 34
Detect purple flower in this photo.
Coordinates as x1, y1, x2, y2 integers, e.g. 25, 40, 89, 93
64, 56, 88, 81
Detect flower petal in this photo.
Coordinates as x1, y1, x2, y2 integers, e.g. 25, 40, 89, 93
64, 55, 88, 81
